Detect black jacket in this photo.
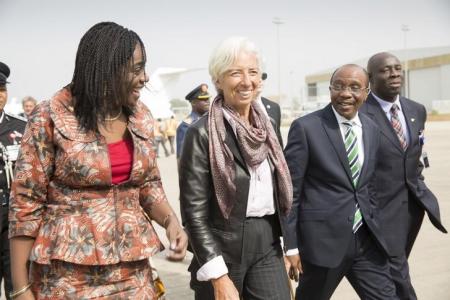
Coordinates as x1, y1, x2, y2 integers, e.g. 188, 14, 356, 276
179, 115, 285, 266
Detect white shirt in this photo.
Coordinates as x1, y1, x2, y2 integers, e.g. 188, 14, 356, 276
196, 109, 276, 281
371, 93, 410, 144
286, 107, 365, 257
332, 107, 365, 167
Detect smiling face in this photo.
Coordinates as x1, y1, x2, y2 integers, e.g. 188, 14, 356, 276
216, 51, 261, 116
125, 44, 149, 107
368, 54, 403, 102
329, 65, 369, 120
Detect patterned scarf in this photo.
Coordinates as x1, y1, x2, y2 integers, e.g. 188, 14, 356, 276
208, 94, 293, 219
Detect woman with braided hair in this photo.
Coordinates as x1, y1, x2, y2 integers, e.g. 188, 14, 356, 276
8, 22, 187, 299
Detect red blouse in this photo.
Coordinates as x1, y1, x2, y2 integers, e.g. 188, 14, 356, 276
108, 138, 134, 184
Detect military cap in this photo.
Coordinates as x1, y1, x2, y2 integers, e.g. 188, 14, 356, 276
0, 61, 10, 85
185, 83, 211, 102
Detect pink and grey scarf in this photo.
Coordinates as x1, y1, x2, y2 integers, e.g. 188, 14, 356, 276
208, 94, 293, 219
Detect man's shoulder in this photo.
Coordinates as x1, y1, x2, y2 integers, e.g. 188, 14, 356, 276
261, 97, 281, 109
401, 96, 425, 110
5, 112, 27, 125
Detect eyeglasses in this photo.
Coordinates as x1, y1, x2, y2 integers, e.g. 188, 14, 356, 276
330, 85, 369, 95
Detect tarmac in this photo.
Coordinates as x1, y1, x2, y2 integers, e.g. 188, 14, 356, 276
2, 121, 449, 300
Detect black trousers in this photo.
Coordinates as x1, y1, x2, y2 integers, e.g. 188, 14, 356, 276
296, 225, 398, 300
190, 215, 291, 300
389, 198, 424, 300
0, 205, 12, 300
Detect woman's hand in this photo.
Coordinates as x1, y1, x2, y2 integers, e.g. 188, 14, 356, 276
212, 275, 240, 300
165, 218, 188, 261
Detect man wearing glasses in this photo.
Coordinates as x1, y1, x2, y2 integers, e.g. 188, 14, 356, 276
360, 52, 446, 300
284, 64, 397, 299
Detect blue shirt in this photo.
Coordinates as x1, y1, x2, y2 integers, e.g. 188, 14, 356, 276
176, 111, 201, 158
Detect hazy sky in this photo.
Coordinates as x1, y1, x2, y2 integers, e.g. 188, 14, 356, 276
1, 0, 449, 106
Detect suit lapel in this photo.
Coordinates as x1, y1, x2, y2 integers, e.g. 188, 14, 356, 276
365, 94, 404, 153
321, 105, 353, 184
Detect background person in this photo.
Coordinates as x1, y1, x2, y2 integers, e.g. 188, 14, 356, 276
255, 72, 283, 146
180, 36, 293, 300
154, 118, 170, 157
8, 22, 187, 300
19, 96, 37, 120
165, 116, 177, 155
360, 52, 447, 299
175, 84, 210, 160
0, 61, 27, 300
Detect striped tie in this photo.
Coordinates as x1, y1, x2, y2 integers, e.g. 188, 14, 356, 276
343, 122, 363, 233
390, 104, 408, 151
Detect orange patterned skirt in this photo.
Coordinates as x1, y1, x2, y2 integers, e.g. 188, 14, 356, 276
29, 259, 157, 299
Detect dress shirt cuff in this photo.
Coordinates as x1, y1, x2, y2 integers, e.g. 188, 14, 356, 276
286, 248, 299, 256
196, 255, 228, 281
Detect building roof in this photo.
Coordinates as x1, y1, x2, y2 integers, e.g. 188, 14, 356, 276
306, 45, 450, 84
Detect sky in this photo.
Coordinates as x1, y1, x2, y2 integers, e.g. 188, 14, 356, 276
1, 0, 450, 109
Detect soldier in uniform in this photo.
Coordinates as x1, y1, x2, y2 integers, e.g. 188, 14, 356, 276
0, 62, 26, 300
176, 83, 211, 159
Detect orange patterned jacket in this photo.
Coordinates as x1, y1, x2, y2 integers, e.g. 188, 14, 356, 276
9, 88, 165, 265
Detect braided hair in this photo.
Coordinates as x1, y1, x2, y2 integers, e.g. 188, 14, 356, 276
71, 22, 146, 132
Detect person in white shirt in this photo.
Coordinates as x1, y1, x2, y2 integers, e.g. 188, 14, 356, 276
179, 36, 293, 300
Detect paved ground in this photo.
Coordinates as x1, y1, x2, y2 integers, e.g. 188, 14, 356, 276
2, 121, 449, 299
152, 120, 450, 299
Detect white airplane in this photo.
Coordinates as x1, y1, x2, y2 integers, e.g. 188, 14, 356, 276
5, 67, 205, 119
141, 67, 205, 118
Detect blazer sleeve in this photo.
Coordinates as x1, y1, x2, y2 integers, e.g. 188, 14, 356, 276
179, 124, 222, 266
9, 102, 55, 238
283, 119, 309, 251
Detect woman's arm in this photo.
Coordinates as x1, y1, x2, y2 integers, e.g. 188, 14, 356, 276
139, 146, 187, 261
9, 102, 54, 295
10, 237, 34, 291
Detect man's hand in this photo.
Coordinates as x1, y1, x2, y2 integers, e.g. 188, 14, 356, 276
211, 275, 240, 300
286, 254, 303, 282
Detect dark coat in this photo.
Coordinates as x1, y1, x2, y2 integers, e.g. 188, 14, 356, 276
359, 94, 446, 256
283, 104, 387, 268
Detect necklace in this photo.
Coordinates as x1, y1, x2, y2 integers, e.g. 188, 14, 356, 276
105, 108, 122, 121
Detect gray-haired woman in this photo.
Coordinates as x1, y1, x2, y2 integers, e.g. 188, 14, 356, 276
179, 36, 293, 300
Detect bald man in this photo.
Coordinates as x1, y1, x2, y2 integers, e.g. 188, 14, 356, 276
360, 52, 446, 300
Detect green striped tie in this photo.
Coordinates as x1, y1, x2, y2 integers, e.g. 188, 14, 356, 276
343, 122, 363, 233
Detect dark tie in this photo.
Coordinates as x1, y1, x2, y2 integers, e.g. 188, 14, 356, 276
343, 122, 363, 233
390, 104, 408, 151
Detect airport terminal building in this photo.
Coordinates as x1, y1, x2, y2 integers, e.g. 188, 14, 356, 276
304, 46, 450, 113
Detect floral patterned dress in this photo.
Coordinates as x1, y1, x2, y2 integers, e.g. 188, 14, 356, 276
9, 88, 166, 299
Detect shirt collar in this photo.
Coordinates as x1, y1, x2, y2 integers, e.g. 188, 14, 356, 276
331, 105, 362, 128
371, 92, 402, 114
0, 110, 4, 124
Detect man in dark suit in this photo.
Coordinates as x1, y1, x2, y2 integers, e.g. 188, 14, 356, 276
360, 52, 447, 299
257, 73, 283, 146
284, 64, 397, 299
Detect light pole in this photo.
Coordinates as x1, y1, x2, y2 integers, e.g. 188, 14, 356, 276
401, 24, 410, 98
273, 17, 284, 103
